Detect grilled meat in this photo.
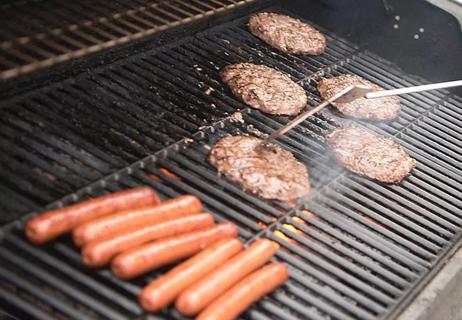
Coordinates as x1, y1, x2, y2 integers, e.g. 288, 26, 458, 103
249, 12, 326, 55
220, 63, 307, 115
318, 74, 401, 121
326, 126, 416, 183
208, 136, 310, 200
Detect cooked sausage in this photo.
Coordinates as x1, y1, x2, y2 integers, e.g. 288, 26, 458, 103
139, 238, 243, 312
111, 222, 238, 279
26, 187, 160, 244
73, 195, 201, 246
196, 263, 288, 320
175, 239, 275, 316
82, 213, 215, 267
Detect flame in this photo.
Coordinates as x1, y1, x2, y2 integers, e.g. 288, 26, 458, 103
302, 210, 318, 219
273, 230, 297, 244
160, 168, 180, 180
292, 216, 306, 225
282, 224, 303, 235
148, 173, 162, 183
257, 221, 267, 229
148, 168, 181, 183
360, 213, 384, 227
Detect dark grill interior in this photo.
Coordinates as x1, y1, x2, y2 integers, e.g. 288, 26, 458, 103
0, 0, 253, 80
1, 5, 462, 320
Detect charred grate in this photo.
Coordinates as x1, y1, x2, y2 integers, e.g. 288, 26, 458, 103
1, 8, 462, 320
0, 12, 357, 222
0, 0, 256, 80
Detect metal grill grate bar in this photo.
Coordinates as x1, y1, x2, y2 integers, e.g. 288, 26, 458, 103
309, 199, 434, 265
0, 0, 256, 80
286, 217, 410, 287
0, 286, 56, 320
4, 234, 141, 315
0, 248, 130, 320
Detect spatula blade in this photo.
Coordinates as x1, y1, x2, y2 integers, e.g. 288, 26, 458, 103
334, 85, 373, 103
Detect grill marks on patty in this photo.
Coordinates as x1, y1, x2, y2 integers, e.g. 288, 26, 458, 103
249, 12, 326, 55
318, 74, 401, 121
220, 63, 308, 115
208, 136, 310, 201
326, 126, 416, 183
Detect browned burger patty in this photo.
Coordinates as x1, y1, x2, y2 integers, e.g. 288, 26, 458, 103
220, 63, 307, 116
208, 136, 310, 200
249, 12, 326, 55
318, 74, 401, 121
326, 126, 416, 183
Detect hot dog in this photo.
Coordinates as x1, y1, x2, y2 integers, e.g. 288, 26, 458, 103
139, 238, 243, 312
111, 222, 238, 279
196, 263, 288, 320
26, 187, 160, 244
73, 195, 201, 246
175, 239, 275, 316
82, 213, 215, 267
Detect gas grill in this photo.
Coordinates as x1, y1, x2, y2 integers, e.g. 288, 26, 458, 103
1, 0, 462, 319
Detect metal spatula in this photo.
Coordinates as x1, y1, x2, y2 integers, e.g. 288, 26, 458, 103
261, 79, 462, 145
337, 79, 462, 103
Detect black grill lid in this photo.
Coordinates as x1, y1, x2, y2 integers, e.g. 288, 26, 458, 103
1, 8, 462, 320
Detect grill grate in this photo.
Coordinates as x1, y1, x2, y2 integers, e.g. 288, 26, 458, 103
0, 11, 356, 222
0, 0, 255, 80
1, 8, 462, 320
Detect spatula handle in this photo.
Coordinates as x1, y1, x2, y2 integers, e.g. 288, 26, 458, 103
262, 85, 356, 145
366, 80, 462, 99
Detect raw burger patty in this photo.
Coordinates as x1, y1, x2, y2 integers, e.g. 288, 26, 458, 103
220, 63, 307, 115
249, 12, 326, 55
208, 136, 310, 200
318, 74, 401, 121
326, 126, 416, 183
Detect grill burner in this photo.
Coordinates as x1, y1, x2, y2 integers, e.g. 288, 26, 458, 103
1, 6, 462, 320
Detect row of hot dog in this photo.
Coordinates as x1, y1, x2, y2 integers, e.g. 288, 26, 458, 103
25, 186, 288, 319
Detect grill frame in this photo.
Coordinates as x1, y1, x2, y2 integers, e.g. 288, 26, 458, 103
1, 6, 462, 320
